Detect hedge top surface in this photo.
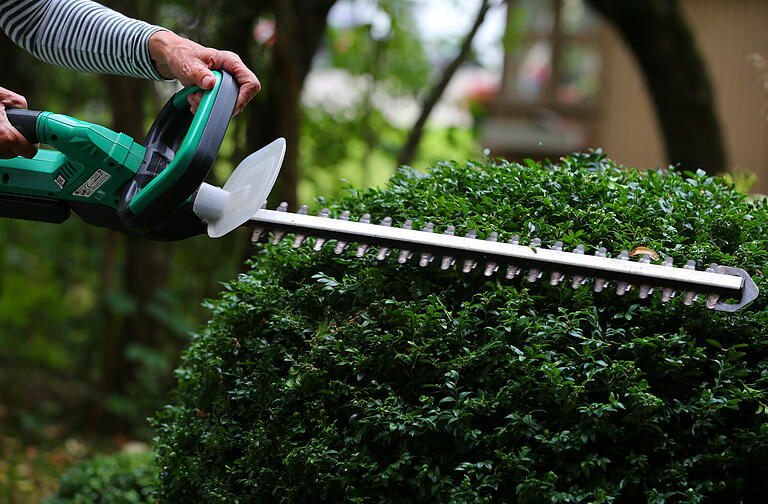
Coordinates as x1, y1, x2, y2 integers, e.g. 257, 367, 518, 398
154, 152, 768, 503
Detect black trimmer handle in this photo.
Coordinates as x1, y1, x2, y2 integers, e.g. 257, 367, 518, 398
6, 109, 41, 143
117, 71, 238, 233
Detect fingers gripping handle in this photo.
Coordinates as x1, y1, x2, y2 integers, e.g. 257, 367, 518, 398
117, 71, 238, 233
6, 109, 41, 143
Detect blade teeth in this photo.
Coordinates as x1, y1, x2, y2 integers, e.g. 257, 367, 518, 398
525, 238, 543, 283
683, 260, 697, 305
571, 244, 586, 289
483, 232, 499, 276
462, 229, 478, 273
376, 217, 393, 260
333, 211, 351, 254
292, 205, 310, 248
251, 227, 266, 243
313, 208, 331, 251
397, 220, 414, 263
505, 266, 521, 280
705, 263, 720, 309
637, 254, 652, 298
440, 226, 456, 270
355, 214, 372, 257
594, 247, 609, 292
661, 257, 675, 301
251, 202, 272, 242
615, 251, 631, 295
549, 241, 564, 285
252, 207, 734, 311
271, 202, 290, 244
419, 223, 435, 267
505, 236, 521, 279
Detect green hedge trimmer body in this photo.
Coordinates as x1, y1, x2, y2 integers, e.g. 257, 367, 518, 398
0, 72, 759, 311
0, 71, 282, 240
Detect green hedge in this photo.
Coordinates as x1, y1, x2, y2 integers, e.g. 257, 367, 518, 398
46, 451, 156, 504
153, 153, 768, 503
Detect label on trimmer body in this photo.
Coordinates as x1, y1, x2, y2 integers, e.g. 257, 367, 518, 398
73, 169, 110, 197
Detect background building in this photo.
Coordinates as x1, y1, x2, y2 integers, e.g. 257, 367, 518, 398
484, 0, 768, 192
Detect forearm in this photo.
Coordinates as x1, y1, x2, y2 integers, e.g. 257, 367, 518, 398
0, 0, 166, 80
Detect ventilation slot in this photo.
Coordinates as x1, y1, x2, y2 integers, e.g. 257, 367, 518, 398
59, 163, 77, 179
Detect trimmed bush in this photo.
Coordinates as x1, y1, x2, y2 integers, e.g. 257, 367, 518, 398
46, 451, 156, 504
154, 153, 768, 503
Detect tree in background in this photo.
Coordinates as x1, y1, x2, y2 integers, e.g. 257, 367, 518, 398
586, 0, 726, 174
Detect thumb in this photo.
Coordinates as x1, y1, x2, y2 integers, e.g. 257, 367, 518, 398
184, 58, 216, 90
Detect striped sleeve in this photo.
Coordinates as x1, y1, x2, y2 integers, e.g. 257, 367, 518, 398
0, 0, 167, 80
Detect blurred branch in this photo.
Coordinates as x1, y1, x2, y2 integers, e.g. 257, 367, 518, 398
396, 0, 493, 168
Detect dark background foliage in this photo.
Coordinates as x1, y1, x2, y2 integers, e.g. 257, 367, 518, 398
153, 152, 768, 503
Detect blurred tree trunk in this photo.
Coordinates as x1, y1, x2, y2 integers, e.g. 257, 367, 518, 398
586, 0, 726, 174
95, 0, 173, 430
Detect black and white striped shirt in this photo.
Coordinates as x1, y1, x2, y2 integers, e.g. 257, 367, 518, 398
1, 0, 165, 80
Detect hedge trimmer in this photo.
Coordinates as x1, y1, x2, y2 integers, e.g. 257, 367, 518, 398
0, 73, 758, 312
246, 204, 759, 313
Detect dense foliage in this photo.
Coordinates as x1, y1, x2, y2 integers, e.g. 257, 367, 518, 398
46, 451, 156, 504
153, 153, 768, 502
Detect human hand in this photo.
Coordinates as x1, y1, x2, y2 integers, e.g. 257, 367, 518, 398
148, 30, 261, 115
0, 87, 37, 159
